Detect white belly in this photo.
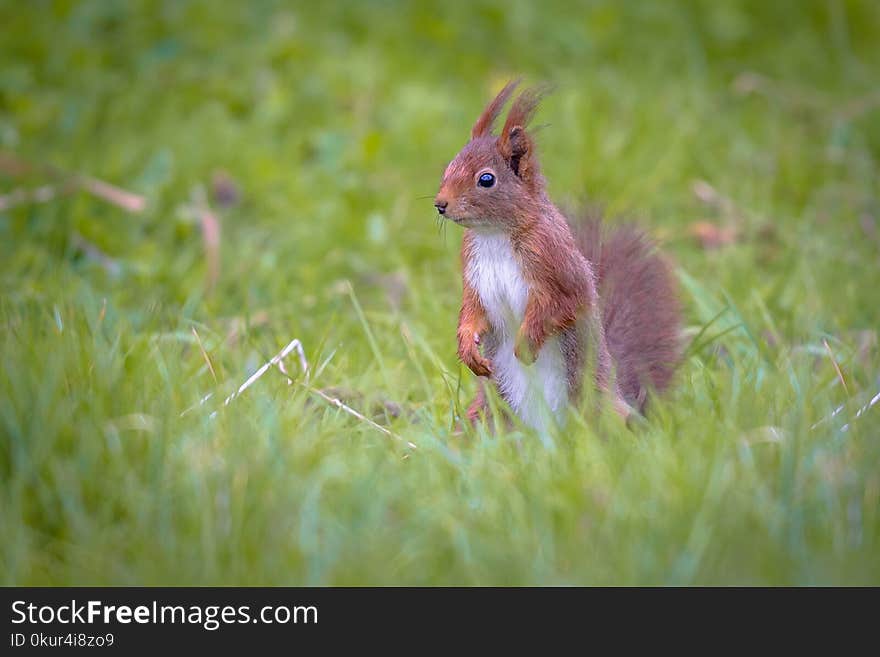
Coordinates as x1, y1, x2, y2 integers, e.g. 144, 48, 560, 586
465, 231, 568, 430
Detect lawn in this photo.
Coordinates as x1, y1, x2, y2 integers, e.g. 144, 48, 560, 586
1, 0, 879, 585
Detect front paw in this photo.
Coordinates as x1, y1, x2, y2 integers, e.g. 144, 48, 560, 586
464, 349, 493, 378
459, 335, 493, 378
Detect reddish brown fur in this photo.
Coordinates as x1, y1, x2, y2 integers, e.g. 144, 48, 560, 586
457, 270, 492, 378
571, 210, 682, 410
436, 81, 682, 423
508, 219, 595, 362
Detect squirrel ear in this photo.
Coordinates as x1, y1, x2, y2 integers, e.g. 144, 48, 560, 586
500, 125, 534, 179
498, 85, 547, 181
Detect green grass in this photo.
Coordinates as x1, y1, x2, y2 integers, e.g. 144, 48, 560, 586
2, 0, 879, 585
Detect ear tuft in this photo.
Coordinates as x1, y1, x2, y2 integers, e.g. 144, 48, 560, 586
501, 85, 548, 137
497, 84, 550, 182
471, 79, 520, 140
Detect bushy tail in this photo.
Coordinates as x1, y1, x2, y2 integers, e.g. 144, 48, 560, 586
570, 207, 683, 411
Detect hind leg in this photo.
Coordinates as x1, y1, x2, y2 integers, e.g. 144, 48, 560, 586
466, 379, 490, 424
464, 379, 517, 433
450, 382, 491, 435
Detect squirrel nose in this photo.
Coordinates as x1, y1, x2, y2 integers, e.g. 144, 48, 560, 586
434, 200, 448, 215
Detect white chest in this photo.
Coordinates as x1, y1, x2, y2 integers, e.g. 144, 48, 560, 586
465, 232, 528, 331
464, 231, 568, 431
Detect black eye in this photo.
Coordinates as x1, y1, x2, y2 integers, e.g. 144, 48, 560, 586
477, 172, 495, 188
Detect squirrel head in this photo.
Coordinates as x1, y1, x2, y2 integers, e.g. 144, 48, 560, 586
434, 80, 547, 230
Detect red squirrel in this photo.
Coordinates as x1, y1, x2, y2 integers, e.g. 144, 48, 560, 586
434, 80, 682, 430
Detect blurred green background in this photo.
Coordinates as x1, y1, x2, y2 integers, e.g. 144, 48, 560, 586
1, 0, 878, 584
